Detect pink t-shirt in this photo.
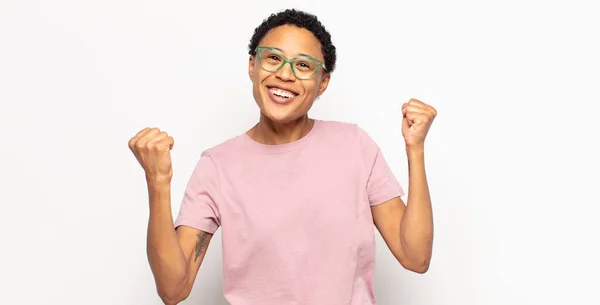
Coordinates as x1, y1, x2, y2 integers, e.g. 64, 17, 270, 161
174, 119, 404, 305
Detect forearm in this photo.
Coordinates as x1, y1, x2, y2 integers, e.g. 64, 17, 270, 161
146, 180, 189, 300
400, 145, 434, 268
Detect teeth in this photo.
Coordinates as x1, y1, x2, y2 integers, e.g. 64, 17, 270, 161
269, 88, 296, 98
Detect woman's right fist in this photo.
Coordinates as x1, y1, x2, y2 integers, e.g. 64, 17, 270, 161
128, 128, 174, 183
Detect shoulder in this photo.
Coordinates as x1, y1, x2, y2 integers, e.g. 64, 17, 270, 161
319, 119, 361, 139
199, 134, 246, 160
319, 120, 383, 168
317, 120, 384, 174
184, 135, 246, 184
318, 119, 377, 147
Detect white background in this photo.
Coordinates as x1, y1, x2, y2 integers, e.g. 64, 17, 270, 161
1, 0, 599, 304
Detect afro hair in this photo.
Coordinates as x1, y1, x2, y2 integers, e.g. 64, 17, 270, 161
248, 9, 337, 73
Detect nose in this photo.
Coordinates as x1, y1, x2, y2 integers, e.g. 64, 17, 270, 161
275, 61, 296, 81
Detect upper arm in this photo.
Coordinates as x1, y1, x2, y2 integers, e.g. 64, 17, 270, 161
175, 225, 214, 295
371, 196, 408, 264
172, 152, 221, 294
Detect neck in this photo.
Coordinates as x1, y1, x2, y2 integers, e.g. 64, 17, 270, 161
249, 114, 314, 145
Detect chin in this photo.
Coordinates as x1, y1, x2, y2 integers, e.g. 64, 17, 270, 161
257, 97, 306, 124
261, 109, 301, 124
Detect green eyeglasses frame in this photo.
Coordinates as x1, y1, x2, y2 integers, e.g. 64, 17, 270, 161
254, 46, 327, 79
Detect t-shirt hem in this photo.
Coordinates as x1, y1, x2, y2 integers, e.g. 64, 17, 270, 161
174, 218, 219, 234
369, 188, 405, 206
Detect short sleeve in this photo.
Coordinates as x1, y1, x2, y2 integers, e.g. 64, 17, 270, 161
174, 152, 221, 234
357, 126, 405, 206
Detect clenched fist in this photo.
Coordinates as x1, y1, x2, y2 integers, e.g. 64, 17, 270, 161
401, 98, 437, 149
128, 128, 174, 183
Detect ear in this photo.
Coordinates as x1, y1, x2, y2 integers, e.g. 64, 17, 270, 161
248, 55, 255, 80
317, 72, 331, 97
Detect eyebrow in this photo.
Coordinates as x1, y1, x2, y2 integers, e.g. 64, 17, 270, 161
273, 47, 313, 58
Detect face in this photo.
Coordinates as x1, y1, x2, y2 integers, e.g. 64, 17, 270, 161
249, 25, 330, 124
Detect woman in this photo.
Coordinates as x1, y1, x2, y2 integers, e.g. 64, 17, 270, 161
129, 9, 436, 305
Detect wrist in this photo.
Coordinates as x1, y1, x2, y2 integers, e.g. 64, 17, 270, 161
146, 179, 171, 210
146, 175, 171, 190
406, 144, 425, 154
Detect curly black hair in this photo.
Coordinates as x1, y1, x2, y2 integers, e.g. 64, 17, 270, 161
248, 9, 337, 73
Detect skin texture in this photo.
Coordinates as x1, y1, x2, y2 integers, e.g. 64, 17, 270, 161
246, 24, 437, 273
128, 127, 213, 305
128, 23, 437, 304
371, 99, 437, 273
247, 24, 331, 145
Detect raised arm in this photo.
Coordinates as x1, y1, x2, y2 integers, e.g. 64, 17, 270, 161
371, 98, 436, 273
129, 128, 213, 304
371, 148, 433, 273
147, 180, 214, 304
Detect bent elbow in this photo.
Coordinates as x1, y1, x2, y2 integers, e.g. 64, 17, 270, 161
157, 284, 191, 305
159, 291, 187, 305
410, 261, 430, 274
400, 257, 431, 274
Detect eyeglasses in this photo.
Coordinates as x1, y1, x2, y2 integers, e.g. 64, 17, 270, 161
254, 46, 326, 80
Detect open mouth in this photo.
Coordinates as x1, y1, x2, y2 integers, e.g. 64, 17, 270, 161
267, 86, 299, 99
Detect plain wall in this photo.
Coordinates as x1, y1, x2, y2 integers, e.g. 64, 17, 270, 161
1, 0, 599, 304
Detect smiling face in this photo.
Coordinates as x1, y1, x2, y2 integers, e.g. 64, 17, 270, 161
249, 25, 330, 124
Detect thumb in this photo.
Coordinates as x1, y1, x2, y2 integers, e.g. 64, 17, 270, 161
402, 114, 410, 133
167, 136, 174, 150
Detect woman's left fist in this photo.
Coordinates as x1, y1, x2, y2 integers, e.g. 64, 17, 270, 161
401, 98, 437, 148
